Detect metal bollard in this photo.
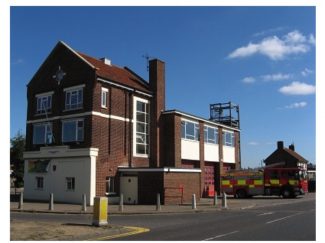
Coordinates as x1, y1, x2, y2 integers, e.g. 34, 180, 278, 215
213, 191, 218, 206
49, 193, 54, 211
119, 194, 124, 212
156, 193, 161, 211
222, 192, 228, 209
18, 192, 23, 209
192, 194, 197, 210
82, 194, 87, 212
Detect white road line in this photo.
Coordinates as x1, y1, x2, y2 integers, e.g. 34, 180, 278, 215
203, 230, 240, 241
258, 212, 274, 216
265, 212, 303, 224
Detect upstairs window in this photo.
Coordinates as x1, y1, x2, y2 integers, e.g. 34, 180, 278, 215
64, 85, 84, 110
181, 120, 199, 141
33, 123, 53, 145
62, 119, 84, 142
133, 97, 149, 156
223, 131, 235, 147
36, 92, 53, 114
101, 87, 108, 108
204, 126, 218, 144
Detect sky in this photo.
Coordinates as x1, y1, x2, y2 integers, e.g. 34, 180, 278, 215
10, 6, 316, 168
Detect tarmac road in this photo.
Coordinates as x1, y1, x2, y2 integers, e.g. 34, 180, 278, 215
11, 194, 315, 241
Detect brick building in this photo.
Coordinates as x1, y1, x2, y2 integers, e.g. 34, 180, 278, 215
264, 141, 308, 170
23, 41, 241, 205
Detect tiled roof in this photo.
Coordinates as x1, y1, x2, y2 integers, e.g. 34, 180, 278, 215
284, 148, 308, 163
78, 52, 150, 93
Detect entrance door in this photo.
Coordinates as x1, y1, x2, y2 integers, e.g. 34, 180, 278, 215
204, 163, 215, 197
120, 176, 138, 204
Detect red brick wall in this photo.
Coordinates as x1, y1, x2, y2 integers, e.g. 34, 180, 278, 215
163, 172, 201, 205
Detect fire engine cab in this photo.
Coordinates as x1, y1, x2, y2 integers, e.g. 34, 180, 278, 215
221, 167, 308, 198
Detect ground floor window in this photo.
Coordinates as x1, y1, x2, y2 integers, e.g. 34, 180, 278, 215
35, 176, 44, 190
66, 177, 75, 191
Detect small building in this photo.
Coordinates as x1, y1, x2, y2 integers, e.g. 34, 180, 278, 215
264, 141, 308, 170
23, 41, 241, 205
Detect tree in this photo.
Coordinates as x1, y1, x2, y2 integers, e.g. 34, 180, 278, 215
10, 131, 25, 191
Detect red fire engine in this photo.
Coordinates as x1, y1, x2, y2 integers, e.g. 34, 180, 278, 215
221, 167, 308, 198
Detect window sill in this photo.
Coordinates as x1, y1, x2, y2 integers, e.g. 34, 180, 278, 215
133, 154, 149, 158
181, 138, 200, 143
35, 112, 52, 116
63, 107, 83, 112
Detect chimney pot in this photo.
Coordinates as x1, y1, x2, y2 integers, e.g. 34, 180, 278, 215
289, 144, 295, 151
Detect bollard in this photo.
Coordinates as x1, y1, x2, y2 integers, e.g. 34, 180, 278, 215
49, 193, 54, 211
92, 197, 108, 226
119, 194, 124, 212
213, 191, 218, 206
156, 193, 161, 211
82, 194, 87, 212
192, 194, 197, 210
18, 192, 23, 209
222, 192, 228, 209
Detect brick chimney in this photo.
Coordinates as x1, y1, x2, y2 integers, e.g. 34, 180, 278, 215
149, 59, 165, 167
277, 141, 284, 150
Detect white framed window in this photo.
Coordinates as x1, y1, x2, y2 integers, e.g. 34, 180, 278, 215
64, 86, 83, 110
181, 120, 199, 141
66, 177, 75, 191
35, 176, 44, 190
101, 87, 108, 108
204, 125, 218, 144
36, 94, 52, 114
62, 119, 84, 142
133, 97, 149, 157
33, 123, 53, 145
223, 131, 235, 147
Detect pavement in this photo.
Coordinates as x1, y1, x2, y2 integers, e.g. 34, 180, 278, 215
10, 192, 315, 240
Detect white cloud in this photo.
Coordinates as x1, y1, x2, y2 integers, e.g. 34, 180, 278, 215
261, 73, 292, 82
309, 34, 316, 45
279, 81, 316, 95
284, 101, 307, 109
301, 68, 313, 77
248, 141, 259, 146
228, 30, 313, 61
242, 76, 256, 84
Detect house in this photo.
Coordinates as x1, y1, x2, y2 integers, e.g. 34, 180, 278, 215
264, 141, 308, 170
23, 41, 241, 205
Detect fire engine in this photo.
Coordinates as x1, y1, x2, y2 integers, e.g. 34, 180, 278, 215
221, 167, 308, 198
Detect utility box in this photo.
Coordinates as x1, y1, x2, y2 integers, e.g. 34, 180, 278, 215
92, 197, 108, 226
120, 176, 138, 204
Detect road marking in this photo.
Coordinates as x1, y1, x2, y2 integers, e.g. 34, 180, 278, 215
265, 212, 303, 224
86, 226, 150, 240
258, 212, 274, 216
203, 230, 240, 241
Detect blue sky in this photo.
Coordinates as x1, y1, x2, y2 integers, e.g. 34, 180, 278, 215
10, 6, 316, 168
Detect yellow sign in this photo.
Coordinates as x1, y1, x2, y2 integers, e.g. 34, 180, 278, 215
93, 197, 108, 226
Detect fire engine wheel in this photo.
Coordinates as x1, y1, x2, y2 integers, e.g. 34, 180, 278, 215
235, 189, 247, 199
282, 187, 293, 198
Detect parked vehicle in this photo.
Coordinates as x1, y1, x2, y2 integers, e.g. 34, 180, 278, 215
221, 167, 308, 198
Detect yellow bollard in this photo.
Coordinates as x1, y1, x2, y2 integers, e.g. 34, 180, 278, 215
92, 197, 108, 226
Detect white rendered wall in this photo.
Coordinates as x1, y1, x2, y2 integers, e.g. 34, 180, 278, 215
181, 140, 200, 160
223, 146, 235, 163
204, 143, 219, 162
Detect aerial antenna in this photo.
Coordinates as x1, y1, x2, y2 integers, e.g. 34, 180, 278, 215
142, 53, 151, 72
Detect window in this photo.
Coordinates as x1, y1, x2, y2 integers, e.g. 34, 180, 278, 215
106, 176, 115, 195
66, 177, 75, 191
181, 120, 199, 141
36, 177, 44, 189
36, 94, 52, 114
62, 119, 84, 142
204, 126, 218, 144
33, 123, 53, 145
223, 131, 235, 147
101, 88, 108, 108
65, 87, 83, 110
133, 97, 149, 156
